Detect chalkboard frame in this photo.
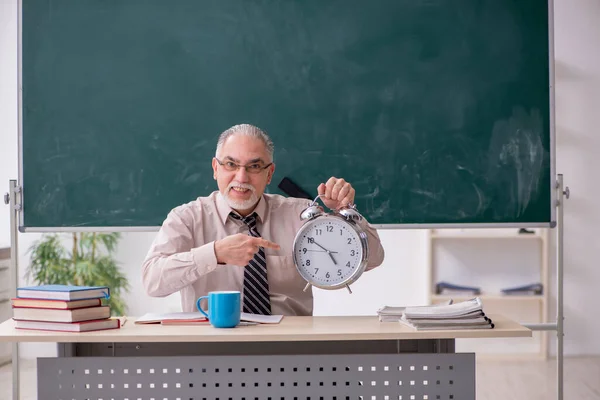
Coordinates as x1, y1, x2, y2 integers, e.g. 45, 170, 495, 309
16, 0, 557, 232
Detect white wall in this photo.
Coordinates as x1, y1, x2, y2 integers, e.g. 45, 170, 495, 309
1, 0, 599, 358
553, 0, 600, 355
0, 0, 18, 249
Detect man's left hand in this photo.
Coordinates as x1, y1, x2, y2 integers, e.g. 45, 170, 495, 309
317, 177, 355, 210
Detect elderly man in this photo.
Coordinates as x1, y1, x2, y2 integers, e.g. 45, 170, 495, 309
142, 124, 385, 316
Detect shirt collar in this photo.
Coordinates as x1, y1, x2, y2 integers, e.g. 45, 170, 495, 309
216, 192, 267, 225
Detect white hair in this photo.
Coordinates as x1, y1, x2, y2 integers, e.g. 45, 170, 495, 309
215, 124, 274, 161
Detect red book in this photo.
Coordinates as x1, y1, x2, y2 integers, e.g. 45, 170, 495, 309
12, 305, 111, 323
10, 298, 102, 310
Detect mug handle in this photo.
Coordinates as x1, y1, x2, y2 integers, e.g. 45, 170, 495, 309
196, 296, 209, 318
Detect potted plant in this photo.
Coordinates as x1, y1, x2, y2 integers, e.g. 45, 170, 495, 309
25, 232, 130, 315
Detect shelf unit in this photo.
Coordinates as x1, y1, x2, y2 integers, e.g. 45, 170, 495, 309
0, 247, 11, 366
425, 228, 549, 359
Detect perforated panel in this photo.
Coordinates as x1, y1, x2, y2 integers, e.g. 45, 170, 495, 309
38, 353, 475, 400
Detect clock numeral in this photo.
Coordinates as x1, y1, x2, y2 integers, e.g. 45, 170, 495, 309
337, 269, 342, 276
306, 260, 311, 266
347, 238, 352, 244
302, 248, 307, 254
326, 225, 333, 232
326, 272, 330, 278
316, 229, 322, 235
350, 250, 355, 256
346, 261, 351, 268
314, 268, 319, 274
308, 237, 315, 244
340, 229, 343, 235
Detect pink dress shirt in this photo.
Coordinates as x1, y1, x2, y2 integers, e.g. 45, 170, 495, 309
141, 191, 385, 316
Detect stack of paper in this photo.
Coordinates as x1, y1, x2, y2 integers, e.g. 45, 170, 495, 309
241, 312, 283, 324
377, 306, 408, 322
399, 297, 494, 331
377, 300, 452, 322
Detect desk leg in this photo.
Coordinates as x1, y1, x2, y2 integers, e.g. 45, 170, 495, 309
8, 180, 21, 400
11, 343, 18, 400
57, 343, 76, 357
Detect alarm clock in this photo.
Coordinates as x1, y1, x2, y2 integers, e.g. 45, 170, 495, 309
293, 195, 369, 293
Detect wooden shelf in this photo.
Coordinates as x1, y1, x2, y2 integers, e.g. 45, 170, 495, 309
431, 294, 544, 302
426, 228, 549, 359
430, 233, 542, 240
0, 355, 11, 367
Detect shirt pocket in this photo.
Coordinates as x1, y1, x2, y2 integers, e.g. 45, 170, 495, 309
266, 255, 307, 295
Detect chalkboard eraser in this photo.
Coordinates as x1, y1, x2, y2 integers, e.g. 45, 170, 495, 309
278, 177, 311, 200
518, 228, 535, 234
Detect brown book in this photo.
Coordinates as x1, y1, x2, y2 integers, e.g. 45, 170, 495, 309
12, 305, 111, 323
14, 318, 121, 332
11, 298, 102, 310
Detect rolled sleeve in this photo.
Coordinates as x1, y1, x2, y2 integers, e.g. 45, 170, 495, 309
191, 241, 219, 273
359, 219, 385, 271
141, 207, 218, 297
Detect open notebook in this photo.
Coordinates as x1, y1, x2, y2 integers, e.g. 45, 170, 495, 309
135, 312, 283, 325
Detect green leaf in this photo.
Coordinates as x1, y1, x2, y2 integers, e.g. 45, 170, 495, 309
97, 233, 121, 254
24, 232, 129, 316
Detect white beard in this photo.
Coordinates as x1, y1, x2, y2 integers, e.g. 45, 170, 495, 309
224, 182, 259, 211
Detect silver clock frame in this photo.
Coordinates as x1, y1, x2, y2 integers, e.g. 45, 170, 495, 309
293, 212, 369, 291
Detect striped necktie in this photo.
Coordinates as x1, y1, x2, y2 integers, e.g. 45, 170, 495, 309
229, 212, 272, 315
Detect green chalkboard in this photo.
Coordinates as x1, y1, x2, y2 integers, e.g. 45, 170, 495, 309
21, 0, 553, 228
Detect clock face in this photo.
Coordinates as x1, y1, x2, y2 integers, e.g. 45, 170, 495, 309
294, 216, 364, 288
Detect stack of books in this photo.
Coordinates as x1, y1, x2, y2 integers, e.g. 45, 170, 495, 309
11, 285, 121, 332
399, 297, 494, 331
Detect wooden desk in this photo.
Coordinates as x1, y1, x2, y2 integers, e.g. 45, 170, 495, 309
0, 315, 530, 400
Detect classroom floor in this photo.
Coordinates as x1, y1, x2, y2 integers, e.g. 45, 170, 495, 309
1, 356, 599, 399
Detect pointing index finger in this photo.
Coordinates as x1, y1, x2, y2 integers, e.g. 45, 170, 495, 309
254, 237, 281, 250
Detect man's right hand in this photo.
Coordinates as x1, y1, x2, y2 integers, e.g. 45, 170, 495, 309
214, 234, 280, 266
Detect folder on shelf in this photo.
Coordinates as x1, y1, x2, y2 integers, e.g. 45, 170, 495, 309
501, 283, 543, 295
435, 281, 481, 295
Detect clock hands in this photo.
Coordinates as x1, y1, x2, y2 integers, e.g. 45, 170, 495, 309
328, 252, 338, 265
311, 240, 330, 252
310, 239, 338, 265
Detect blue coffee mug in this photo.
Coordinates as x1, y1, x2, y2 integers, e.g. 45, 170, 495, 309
196, 291, 241, 328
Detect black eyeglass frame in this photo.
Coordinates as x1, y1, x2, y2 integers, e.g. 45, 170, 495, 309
214, 157, 273, 174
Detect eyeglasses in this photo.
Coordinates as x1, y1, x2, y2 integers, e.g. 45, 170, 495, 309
215, 158, 273, 174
